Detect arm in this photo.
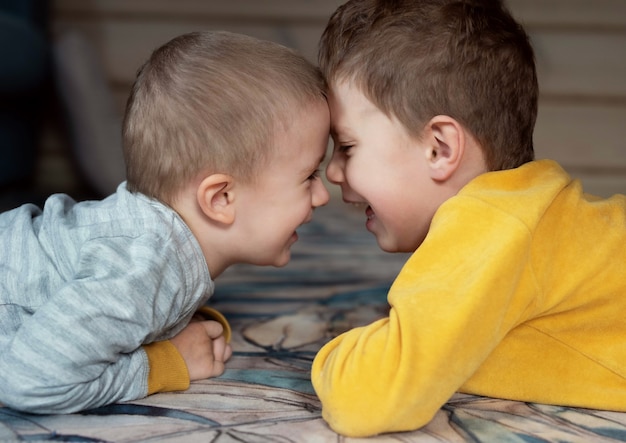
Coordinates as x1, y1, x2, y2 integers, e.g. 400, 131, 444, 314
168, 320, 232, 383
145, 319, 232, 394
0, 235, 208, 413
311, 198, 540, 437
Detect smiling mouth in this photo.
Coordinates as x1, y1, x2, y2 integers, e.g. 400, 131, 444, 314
346, 201, 367, 209
292, 216, 313, 240
345, 201, 375, 220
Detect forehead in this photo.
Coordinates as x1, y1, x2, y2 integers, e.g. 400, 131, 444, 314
272, 99, 330, 165
328, 80, 385, 135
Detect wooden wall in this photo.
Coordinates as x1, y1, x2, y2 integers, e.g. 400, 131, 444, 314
48, 0, 626, 198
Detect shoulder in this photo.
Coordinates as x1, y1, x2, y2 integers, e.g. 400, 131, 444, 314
42, 185, 201, 266
448, 160, 572, 227
461, 160, 571, 200
50, 184, 182, 240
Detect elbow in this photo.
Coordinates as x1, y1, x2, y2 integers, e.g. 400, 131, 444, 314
312, 368, 438, 437
321, 403, 395, 437
0, 380, 87, 414
0, 384, 46, 414
317, 391, 436, 437
311, 318, 440, 436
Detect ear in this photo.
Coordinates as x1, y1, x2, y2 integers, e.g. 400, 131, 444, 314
196, 173, 236, 225
424, 115, 466, 182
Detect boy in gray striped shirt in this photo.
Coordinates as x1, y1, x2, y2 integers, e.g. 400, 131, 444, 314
0, 31, 330, 413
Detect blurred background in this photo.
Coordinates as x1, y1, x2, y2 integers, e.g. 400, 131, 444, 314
0, 0, 625, 212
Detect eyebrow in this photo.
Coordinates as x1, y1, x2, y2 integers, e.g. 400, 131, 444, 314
303, 150, 328, 176
330, 120, 356, 140
329, 124, 338, 138
318, 149, 327, 165
314, 150, 327, 168
329, 124, 345, 140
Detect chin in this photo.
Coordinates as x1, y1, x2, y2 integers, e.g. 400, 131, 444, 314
271, 252, 291, 268
376, 237, 415, 254
378, 243, 399, 253
375, 235, 396, 253
375, 241, 393, 253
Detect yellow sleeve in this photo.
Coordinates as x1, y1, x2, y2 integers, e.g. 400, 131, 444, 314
311, 197, 539, 437
144, 340, 190, 395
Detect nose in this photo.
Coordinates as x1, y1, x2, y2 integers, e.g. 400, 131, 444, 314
325, 150, 345, 185
312, 177, 330, 207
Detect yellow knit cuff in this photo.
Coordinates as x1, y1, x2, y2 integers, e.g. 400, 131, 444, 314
194, 306, 232, 343
144, 340, 190, 395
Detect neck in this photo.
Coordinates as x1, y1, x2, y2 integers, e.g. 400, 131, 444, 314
454, 136, 489, 191
170, 186, 231, 280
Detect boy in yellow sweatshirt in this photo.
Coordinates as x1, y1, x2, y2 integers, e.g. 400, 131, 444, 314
311, 0, 626, 437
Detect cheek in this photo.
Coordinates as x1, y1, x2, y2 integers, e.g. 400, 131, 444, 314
344, 160, 370, 187
281, 191, 310, 221
346, 161, 393, 196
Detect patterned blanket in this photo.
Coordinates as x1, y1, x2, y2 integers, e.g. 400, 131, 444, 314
2, 202, 626, 442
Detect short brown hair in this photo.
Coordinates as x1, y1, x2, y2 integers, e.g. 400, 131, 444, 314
123, 31, 327, 204
319, 0, 537, 170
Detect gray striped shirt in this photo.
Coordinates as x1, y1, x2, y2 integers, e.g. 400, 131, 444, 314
0, 183, 214, 413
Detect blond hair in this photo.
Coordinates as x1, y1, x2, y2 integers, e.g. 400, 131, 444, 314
319, 0, 537, 170
123, 31, 326, 203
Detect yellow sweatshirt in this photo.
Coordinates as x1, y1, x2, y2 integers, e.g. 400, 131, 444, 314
311, 160, 626, 437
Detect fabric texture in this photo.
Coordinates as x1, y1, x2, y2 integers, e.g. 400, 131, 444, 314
145, 341, 190, 395
0, 183, 215, 413
312, 159, 626, 437
2, 200, 626, 440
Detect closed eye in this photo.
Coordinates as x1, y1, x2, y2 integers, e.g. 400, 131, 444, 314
308, 169, 321, 181
337, 144, 353, 154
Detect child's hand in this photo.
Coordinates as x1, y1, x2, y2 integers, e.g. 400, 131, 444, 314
170, 320, 233, 381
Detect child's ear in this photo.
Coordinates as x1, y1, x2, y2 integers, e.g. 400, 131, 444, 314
196, 174, 236, 225
424, 115, 466, 182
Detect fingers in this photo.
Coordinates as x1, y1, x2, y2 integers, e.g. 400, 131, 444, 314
208, 336, 231, 377
213, 344, 233, 377
194, 307, 231, 343
200, 322, 234, 377
224, 343, 233, 362
176, 321, 232, 379
213, 336, 233, 361
200, 320, 224, 339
